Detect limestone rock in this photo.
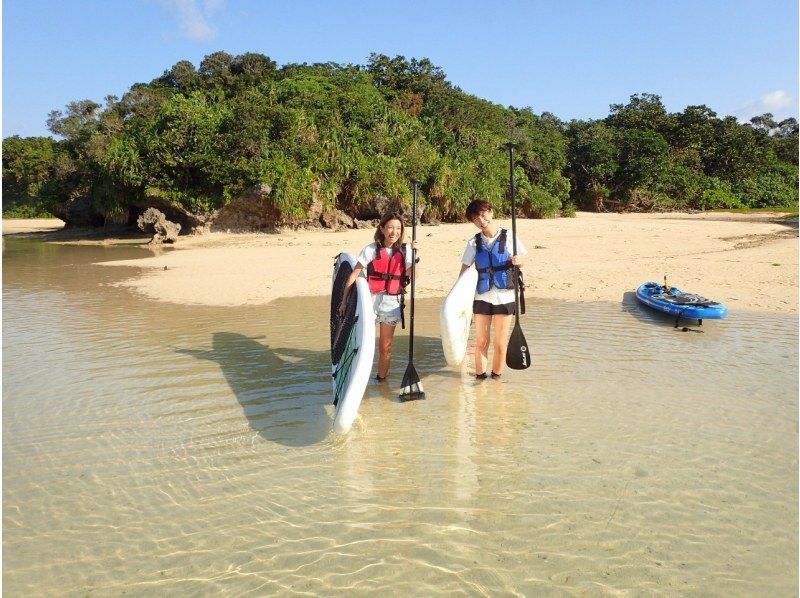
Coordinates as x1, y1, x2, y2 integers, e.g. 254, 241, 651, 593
353, 194, 424, 223
211, 184, 277, 232
131, 196, 207, 234
137, 208, 181, 244
354, 218, 378, 229
319, 208, 354, 230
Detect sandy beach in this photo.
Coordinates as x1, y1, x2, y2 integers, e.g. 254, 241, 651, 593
2, 218, 66, 235
4, 212, 797, 313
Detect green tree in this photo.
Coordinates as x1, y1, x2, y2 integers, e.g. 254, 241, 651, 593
7, 56, 797, 229
46, 99, 102, 141
773, 117, 798, 165
566, 120, 619, 210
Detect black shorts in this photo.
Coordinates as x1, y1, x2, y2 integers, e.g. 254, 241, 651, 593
473, 300, 515, 316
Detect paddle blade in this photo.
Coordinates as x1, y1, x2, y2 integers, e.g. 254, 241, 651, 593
399, 363, 425, 400
506, 319, 531, 370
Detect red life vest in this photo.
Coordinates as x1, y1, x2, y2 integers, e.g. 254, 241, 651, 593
367, 245, 407, 295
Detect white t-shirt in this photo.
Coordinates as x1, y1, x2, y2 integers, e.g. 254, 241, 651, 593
461, 228, 527, 305
357, 243, 414, 314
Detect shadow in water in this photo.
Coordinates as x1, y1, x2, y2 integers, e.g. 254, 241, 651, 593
386, 333, 469, 388
176, 331, 467, 443
177, 332, 331, 447
621, 290, 710, 332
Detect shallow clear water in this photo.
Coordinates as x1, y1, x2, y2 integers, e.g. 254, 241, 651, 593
3, 236, 798, 595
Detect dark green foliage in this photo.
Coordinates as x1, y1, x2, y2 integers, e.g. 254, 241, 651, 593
734, 162, 799, 208
4, 58, 797, 224
566, 93, 798, 212
2, 135, 80, 218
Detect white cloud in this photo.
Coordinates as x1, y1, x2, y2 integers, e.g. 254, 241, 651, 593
734, 90, 798, 123
159, 0, 223, 42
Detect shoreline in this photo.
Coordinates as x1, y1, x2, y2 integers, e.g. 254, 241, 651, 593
4, 212, 798, 314
2, 218, 66, 235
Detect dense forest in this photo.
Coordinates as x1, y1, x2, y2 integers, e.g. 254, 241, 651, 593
3, 52, 798, 231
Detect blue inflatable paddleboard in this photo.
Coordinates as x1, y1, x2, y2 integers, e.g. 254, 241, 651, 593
636, 281, 728, 321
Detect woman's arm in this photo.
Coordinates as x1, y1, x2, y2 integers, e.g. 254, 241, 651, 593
339, 263, 364, 315
460, 240, 475, 276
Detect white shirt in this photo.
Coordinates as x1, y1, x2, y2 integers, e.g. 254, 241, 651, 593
461, 228, 527, 305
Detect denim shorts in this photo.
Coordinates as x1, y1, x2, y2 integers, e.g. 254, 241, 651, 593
373, 292, 402, 326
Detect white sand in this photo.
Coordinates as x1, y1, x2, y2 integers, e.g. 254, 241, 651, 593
2, 218, 65, 235
86, 212, 798, 313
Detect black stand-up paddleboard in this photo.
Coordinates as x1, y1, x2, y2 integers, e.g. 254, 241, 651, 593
504, 143, 531, 370
330, 253, 376, 433
399, 180, 425, 400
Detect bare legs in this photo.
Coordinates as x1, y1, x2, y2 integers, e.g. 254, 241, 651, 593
474, 314, 491, 375
474, 314, 513, 376
377, 322, 397, 379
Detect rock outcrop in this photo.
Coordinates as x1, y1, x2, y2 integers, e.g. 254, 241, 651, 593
130, 196, 208, 234
210, 184, 278, 232
49, 184, 428, 236
137, 208, 181, 244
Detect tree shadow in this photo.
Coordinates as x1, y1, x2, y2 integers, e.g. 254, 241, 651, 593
176, 332, 331, 447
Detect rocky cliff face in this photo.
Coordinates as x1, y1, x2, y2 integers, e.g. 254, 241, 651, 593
210, 184, 278, 232
54, 186, 424, 236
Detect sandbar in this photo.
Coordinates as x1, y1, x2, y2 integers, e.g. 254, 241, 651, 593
79, 212, 799, 314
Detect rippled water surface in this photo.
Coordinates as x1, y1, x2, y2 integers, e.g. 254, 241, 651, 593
3, 237, 798, 595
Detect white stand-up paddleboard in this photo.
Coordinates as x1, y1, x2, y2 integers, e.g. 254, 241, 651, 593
440, 267, 478, 366
330, 253, 375, 434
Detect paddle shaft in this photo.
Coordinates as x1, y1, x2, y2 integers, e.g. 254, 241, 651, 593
506, 143, 520, 318
408, 181, 419, 362
504, 142, 532, 370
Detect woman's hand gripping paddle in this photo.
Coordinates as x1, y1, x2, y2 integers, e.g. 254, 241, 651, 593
400, 180, 426, 400
504, 143, 532, 370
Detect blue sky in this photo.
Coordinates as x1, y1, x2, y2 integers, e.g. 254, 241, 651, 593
3, 0, 798, 138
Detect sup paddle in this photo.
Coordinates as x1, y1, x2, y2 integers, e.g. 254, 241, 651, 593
399, 180, 426, 400
504, 142, 532, 370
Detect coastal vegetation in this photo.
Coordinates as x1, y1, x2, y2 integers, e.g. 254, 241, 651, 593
3, 52, 797, 229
